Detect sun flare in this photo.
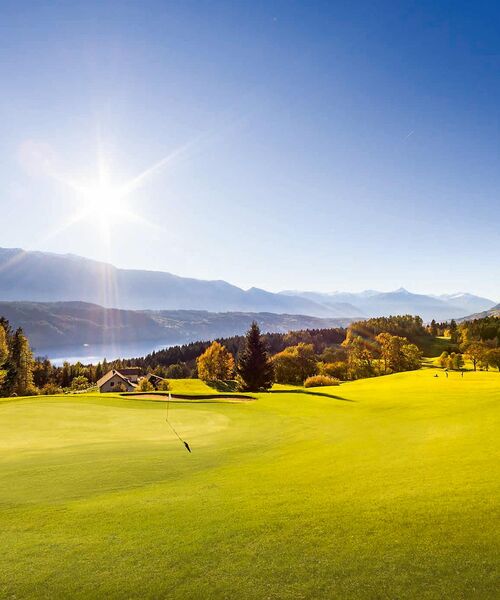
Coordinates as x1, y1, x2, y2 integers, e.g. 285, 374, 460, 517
80, 181, 125, 219
41, 139, 194, 246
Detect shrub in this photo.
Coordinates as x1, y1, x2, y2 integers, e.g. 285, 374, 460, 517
70, 376, 89, 391
304, 375, 340, 388
157, 379, 171, 391
318, 361, 348, 380
137, 378, 155, 392
41, 383, 63, 395
438, 351, 449, 368
18, 385, 39, 396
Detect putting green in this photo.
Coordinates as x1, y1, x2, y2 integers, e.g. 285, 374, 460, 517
1, 371, 499, 598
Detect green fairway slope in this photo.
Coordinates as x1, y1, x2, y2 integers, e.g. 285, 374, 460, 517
1, 371, 499, 599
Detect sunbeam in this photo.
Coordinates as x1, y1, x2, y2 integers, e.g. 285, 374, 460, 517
35, 140, 188, 246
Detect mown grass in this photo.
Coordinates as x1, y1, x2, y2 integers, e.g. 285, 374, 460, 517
1, 372, 499, 599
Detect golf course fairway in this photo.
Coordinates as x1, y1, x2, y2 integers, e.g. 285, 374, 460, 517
1, 370, 499, 599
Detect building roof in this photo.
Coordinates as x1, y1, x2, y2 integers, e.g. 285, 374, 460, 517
97, 369, 137, 389
118, 367, 141, 376
144, 373, 164, 382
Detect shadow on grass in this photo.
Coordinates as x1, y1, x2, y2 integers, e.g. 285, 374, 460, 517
269, 389, 354, 402
206, 380, 239, 393
123, 392, 256, 403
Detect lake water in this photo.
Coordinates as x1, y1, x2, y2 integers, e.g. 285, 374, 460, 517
38, 340, 175, 366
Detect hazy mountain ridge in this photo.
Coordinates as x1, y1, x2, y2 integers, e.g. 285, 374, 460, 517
0, 300, 352, 353
432, 292, 497, 314
280, 288, 496, 322
457, 304, 500, 322
0, 247, 496, 323
0, 248, 349, 317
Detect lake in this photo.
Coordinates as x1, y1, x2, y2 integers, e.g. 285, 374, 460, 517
37, 340, 175, 366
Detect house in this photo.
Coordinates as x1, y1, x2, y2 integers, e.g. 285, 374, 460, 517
115, 367, 141, 383
97, 369, 138, 393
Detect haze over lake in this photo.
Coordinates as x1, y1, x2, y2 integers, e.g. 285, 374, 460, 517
40, 340, 174, 366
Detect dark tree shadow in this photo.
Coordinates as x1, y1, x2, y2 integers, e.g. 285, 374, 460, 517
123, 391, 256, 401
206, 380, 239, 393
269, 389, 354, 402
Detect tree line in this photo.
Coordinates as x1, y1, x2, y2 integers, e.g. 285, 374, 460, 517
196, 316, 426, 387
3, 313, 472, 396
430, 316, 500, 372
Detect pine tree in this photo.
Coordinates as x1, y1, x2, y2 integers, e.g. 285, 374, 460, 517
430, 319, 438, 336
449, 319, 458, 343
0, 322, 8, 392
60, 361, 72, 388
0, 317, 13, 342
10, 328, 36, 395
0, 323, 8, 368
95, 362, 104, 382
236, 322, 274, 391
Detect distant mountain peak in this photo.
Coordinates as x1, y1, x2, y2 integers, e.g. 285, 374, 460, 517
0, 247, 336, 317
0, 247, 497, 322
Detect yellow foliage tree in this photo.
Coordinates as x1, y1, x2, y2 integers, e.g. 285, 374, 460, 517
137, 378, 154, 392
197, 341, 235, 381
271, 343, 317, 385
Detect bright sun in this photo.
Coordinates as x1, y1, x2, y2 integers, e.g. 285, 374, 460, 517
36, 131, 202, 249
81, 182, 124, 219
56, 172, 145, 244
44, 142, 185, 245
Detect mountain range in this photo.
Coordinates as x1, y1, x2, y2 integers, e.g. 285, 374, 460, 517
0, 301, 351, 354
457, 304, 500, 322
0, 247, 497, 324
0, 247, 350, 317
278, 288, 496, 322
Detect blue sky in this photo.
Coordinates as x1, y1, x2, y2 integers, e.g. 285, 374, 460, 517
1, 1, 499, 298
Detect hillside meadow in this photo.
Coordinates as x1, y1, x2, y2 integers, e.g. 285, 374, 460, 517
1, 370, 499, 599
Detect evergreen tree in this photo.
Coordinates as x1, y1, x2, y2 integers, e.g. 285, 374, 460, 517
60, 361, 72, 388
33, 358, 53, 388
451, 352, 464, 370
0, 323, 8, 368
429, 319, 438, 336
448, 319, 458, 343
10, 328, 36, 395
0, 322, 8, 391
0, 317, 13, 343
236, 322, 273, 391
95, 362, 104, 382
